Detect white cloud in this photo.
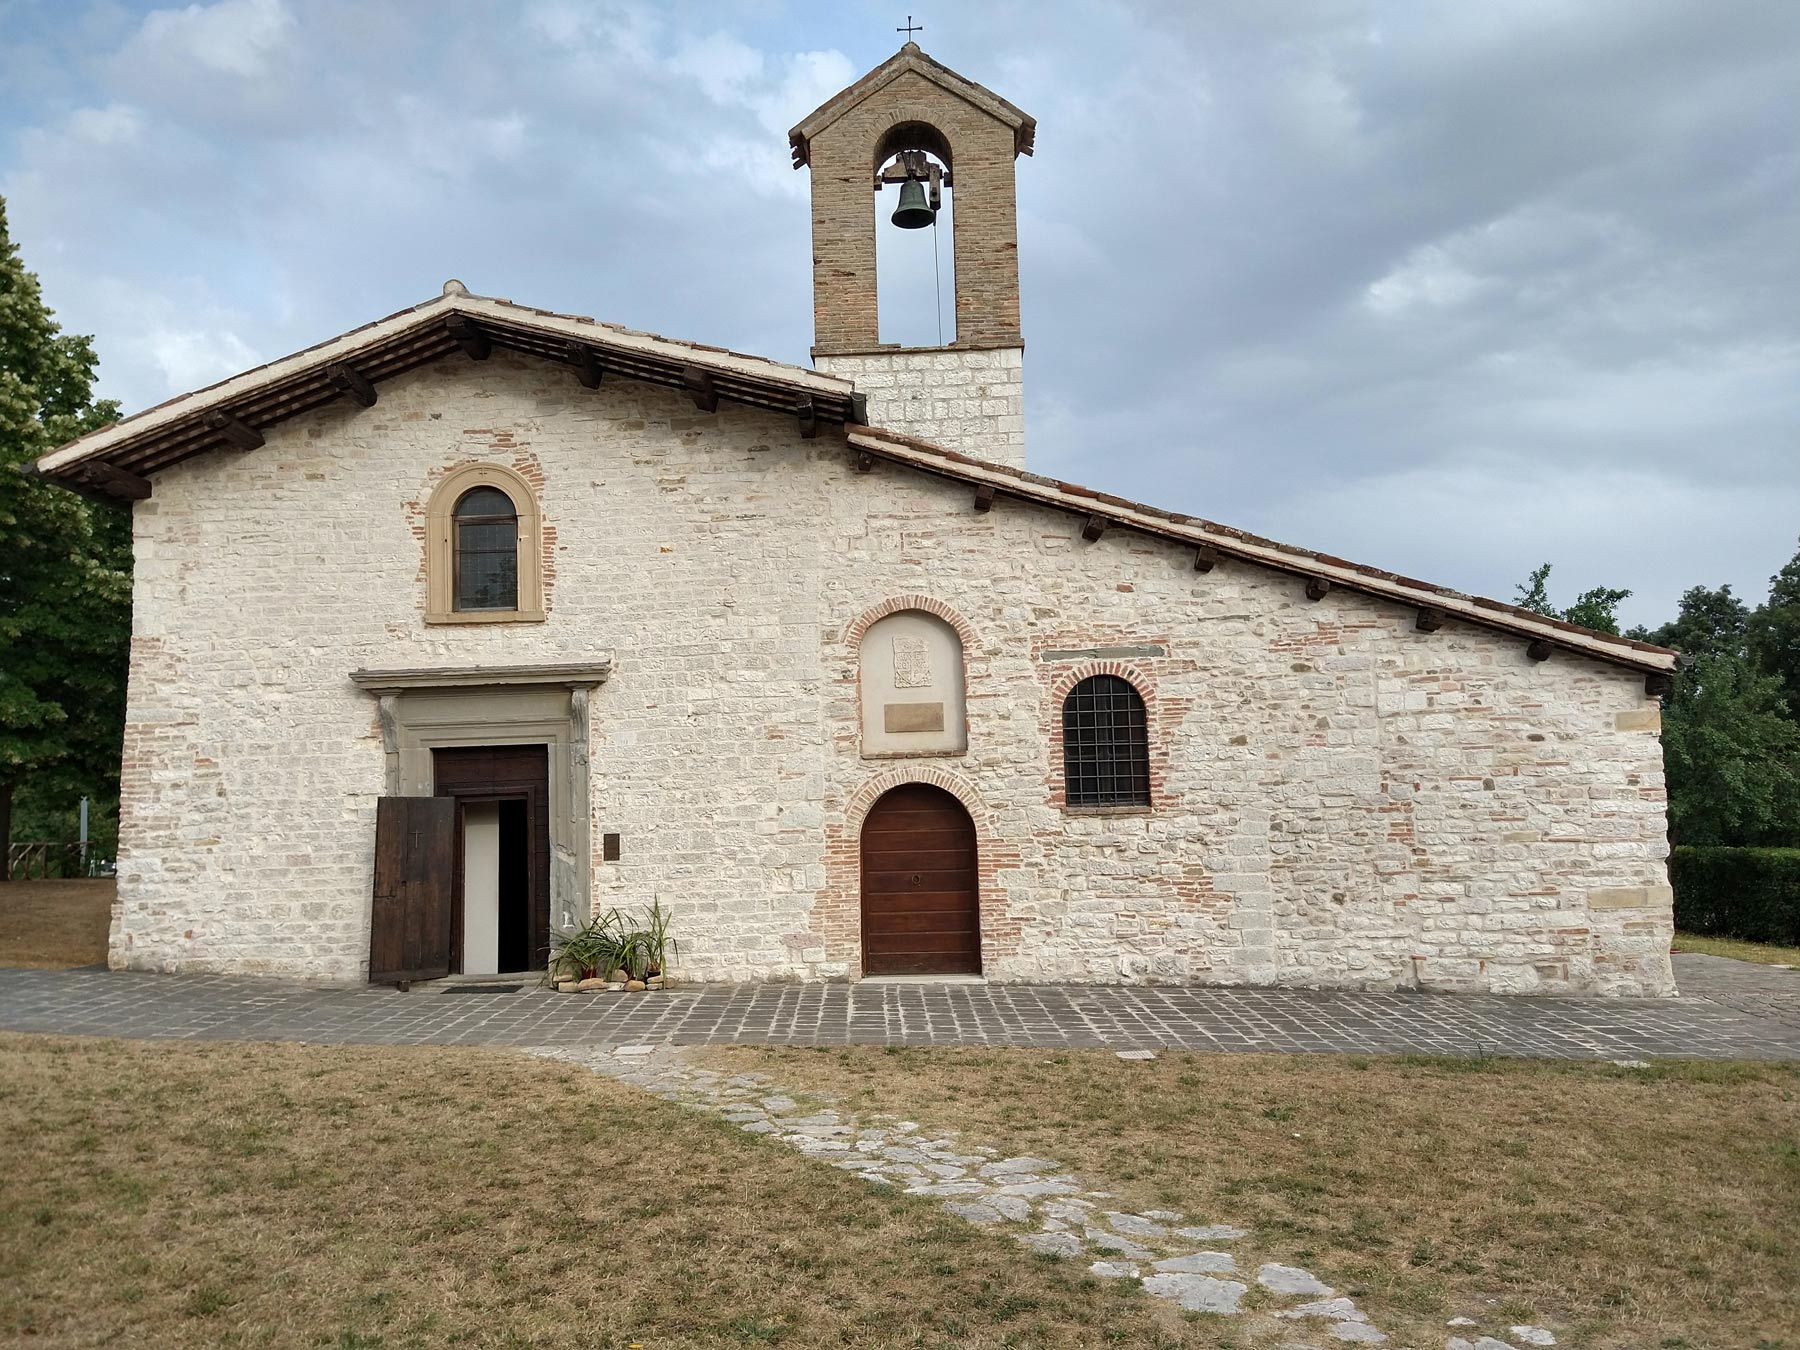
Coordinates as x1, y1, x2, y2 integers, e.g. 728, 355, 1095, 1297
65, 104, 145, 147
131, 0, 294, 79
1365, 244, 1488, 314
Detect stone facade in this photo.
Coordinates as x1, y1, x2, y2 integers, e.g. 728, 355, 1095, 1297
111, 354, 1676, 995
816, 347, 1025, 468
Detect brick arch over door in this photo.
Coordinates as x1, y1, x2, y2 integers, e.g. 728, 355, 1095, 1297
860, 781, 980, 975
816, 766, 1021, 975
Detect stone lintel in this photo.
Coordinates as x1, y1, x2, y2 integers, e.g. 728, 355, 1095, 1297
1040, 646, 1167, 662
350, 659, 614, 692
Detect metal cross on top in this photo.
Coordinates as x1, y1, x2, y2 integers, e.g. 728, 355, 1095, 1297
897, 15, 923, 38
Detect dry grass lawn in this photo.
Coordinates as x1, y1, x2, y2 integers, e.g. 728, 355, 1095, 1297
1674, 931, 1800, 966
702, 1046, 1800, 1350
1, 1034, 1249, 1349
0, 878, 112, 968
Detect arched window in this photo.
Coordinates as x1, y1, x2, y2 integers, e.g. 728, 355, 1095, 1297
1062, 675, 1150, 807
423, 463, 544, 624
452, 487, 518, 612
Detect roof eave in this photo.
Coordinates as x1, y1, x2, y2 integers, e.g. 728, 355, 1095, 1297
36, 291, 859, 483
845, 427, 1678, 678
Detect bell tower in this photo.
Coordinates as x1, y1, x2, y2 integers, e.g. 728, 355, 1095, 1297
789, 43, 1035, 468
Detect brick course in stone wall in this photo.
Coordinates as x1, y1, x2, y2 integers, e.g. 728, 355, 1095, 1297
111, 356, 1675, 995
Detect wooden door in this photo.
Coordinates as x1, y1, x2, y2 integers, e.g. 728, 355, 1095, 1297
369, 795, 455, 984
860, 783, 981, 975
431, 745, 551, 971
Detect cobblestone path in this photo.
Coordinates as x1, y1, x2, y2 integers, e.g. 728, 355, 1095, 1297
541, 1043, 1567, 1350
1, 957, 1796, 1058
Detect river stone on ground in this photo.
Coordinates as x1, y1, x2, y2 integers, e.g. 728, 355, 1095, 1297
529, 1044, 1563, 1345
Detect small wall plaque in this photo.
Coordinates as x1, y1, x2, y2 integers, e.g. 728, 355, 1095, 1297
884, 701, 945, 734
602, 832, 621, 862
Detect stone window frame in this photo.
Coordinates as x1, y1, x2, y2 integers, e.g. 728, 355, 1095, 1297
1045, 661, 1167, 817
424, 462, 545, 625
844, 594, 977, 761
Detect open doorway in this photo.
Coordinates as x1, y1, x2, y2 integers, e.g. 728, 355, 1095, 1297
432, 745, 549, 975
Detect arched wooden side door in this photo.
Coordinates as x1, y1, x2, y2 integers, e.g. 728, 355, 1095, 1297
860, 783, 981, 975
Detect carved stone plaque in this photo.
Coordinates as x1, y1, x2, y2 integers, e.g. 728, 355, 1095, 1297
891, 633, 933, 689
884, 701, 945, 734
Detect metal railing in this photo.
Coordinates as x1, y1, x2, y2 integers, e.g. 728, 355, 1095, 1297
6, 842, 115, 881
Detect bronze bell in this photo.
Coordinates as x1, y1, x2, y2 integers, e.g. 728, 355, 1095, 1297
890, 177, 935, 229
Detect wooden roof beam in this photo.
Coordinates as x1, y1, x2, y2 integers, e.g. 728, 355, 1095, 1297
1526, 639, 1553, 663
565, 341, 603, 389
205, 410, 264, 451
796, 394, 817, 439
1416, 607, 1445, 633
326, 363, 377, 408
682, 366, 718, 412
1304, 577, 1331, 601
973, 483, 996, 513
1193, 545, 1220, 573
74, 460, 152, 502
1081, 514, 1107, 543
446, 315, 491, 360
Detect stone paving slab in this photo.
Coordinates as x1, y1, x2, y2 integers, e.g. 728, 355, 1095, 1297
2, 958, 1797, 1060
1667, 951, 1800, 1028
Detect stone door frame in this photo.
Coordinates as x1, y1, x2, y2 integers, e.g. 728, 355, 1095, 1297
351, 660, 611, 939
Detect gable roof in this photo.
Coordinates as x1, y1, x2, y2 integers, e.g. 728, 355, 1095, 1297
788, 43, 1036, 168
31, 283, 862, 490
31, 286, 1675, 679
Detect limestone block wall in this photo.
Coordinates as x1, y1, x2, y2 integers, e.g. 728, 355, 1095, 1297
113, 354, 1673, 994
817, 347, 1025, 468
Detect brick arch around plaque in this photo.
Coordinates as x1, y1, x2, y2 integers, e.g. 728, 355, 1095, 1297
848, 596, 975, 759
844, 593, 979, 652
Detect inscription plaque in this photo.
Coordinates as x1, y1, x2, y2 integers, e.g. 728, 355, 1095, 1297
883, 701, 946, 734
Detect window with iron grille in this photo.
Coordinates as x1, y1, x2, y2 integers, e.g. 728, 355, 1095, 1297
1062, 675, 1150, 807
453, 486, 518, 611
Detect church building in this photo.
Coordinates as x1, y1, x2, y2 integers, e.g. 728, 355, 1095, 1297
34, 45, 1680, 995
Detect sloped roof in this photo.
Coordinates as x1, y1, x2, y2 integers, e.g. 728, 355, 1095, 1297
32, 283, 861, 486
845, 427, 1677, 677
31, 286, 1675, 677
788, 43, 1036, 168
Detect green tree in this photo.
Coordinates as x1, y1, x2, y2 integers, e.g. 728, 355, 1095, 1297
1513, 562, 1632, 634
0, 195, 127, 874
1659, 652, 1800, 845
1748, 539, 1800, 718
1639, 585, 1800, 846
1634, 583, 1750, 662
1515, 562, 1555, 616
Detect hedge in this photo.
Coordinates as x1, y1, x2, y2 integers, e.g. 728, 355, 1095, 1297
1670, 846, 1800, 946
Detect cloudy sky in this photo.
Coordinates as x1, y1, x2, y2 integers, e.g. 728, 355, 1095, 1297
2, 0, 1795, 628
